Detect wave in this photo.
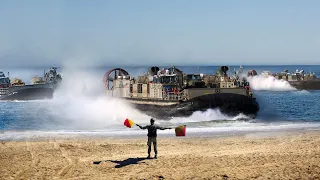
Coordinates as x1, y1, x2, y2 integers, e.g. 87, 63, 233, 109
2, 122, 320, 141
292, 90, 311, 95
169, 108, 251, 124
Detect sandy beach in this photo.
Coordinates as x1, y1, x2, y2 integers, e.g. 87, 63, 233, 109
1, 130, 320, 180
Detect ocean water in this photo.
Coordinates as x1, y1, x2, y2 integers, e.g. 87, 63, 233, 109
1, 65, 320, 140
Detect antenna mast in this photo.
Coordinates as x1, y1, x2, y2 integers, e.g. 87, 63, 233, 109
195, 66, 200, 73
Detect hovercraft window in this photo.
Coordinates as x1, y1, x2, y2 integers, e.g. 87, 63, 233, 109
138, 84, 142, 93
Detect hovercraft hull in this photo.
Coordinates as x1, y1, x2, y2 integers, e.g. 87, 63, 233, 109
288, 80, 320, 90
126, 93, 259, 120
0, 86, 54, 101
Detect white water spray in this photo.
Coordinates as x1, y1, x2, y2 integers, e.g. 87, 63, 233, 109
169, 108, 250, 124
45, 68, 150, 129
245, 74, 296, 91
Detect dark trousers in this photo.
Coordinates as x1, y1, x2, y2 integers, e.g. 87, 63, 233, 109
147, 137, 157, 155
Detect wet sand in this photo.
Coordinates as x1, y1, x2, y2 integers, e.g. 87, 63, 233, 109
1, 130, 320, 180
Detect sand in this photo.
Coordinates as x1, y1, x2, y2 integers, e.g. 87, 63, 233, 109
1, 130, 320, 180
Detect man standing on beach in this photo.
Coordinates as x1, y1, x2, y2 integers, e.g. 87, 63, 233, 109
136, 118, 172, 159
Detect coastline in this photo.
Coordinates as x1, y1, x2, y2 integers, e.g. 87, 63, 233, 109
2, 121, 320, 141
1, 129, 320, 179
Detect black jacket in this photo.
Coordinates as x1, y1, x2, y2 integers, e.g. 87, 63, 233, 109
138, 124, 167, 137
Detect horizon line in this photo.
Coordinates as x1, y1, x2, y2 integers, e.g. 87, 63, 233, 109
2, 64, 320, 69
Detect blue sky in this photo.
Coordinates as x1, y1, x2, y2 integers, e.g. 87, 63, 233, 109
0, 0, 319, 67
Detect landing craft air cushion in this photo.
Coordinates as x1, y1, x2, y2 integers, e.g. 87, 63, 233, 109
103, 66, 259, 120
0, 67, 62, 101
247, 69, 320, 90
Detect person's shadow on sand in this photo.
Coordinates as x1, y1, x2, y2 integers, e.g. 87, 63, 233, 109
93, 157, 153, 168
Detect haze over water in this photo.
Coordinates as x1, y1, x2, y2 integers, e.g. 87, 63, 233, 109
1, 65, 320, 140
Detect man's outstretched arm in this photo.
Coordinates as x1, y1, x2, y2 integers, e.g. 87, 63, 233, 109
157, 125, 172, 130
136, 124, 147, 129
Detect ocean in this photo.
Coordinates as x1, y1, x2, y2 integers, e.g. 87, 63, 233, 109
1, 65, 320, 140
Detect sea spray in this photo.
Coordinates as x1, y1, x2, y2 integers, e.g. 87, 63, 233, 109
45, 68, 151, 129
168, 108, 251, 124
292, 90, 311, 95
245, 74, 296, 91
